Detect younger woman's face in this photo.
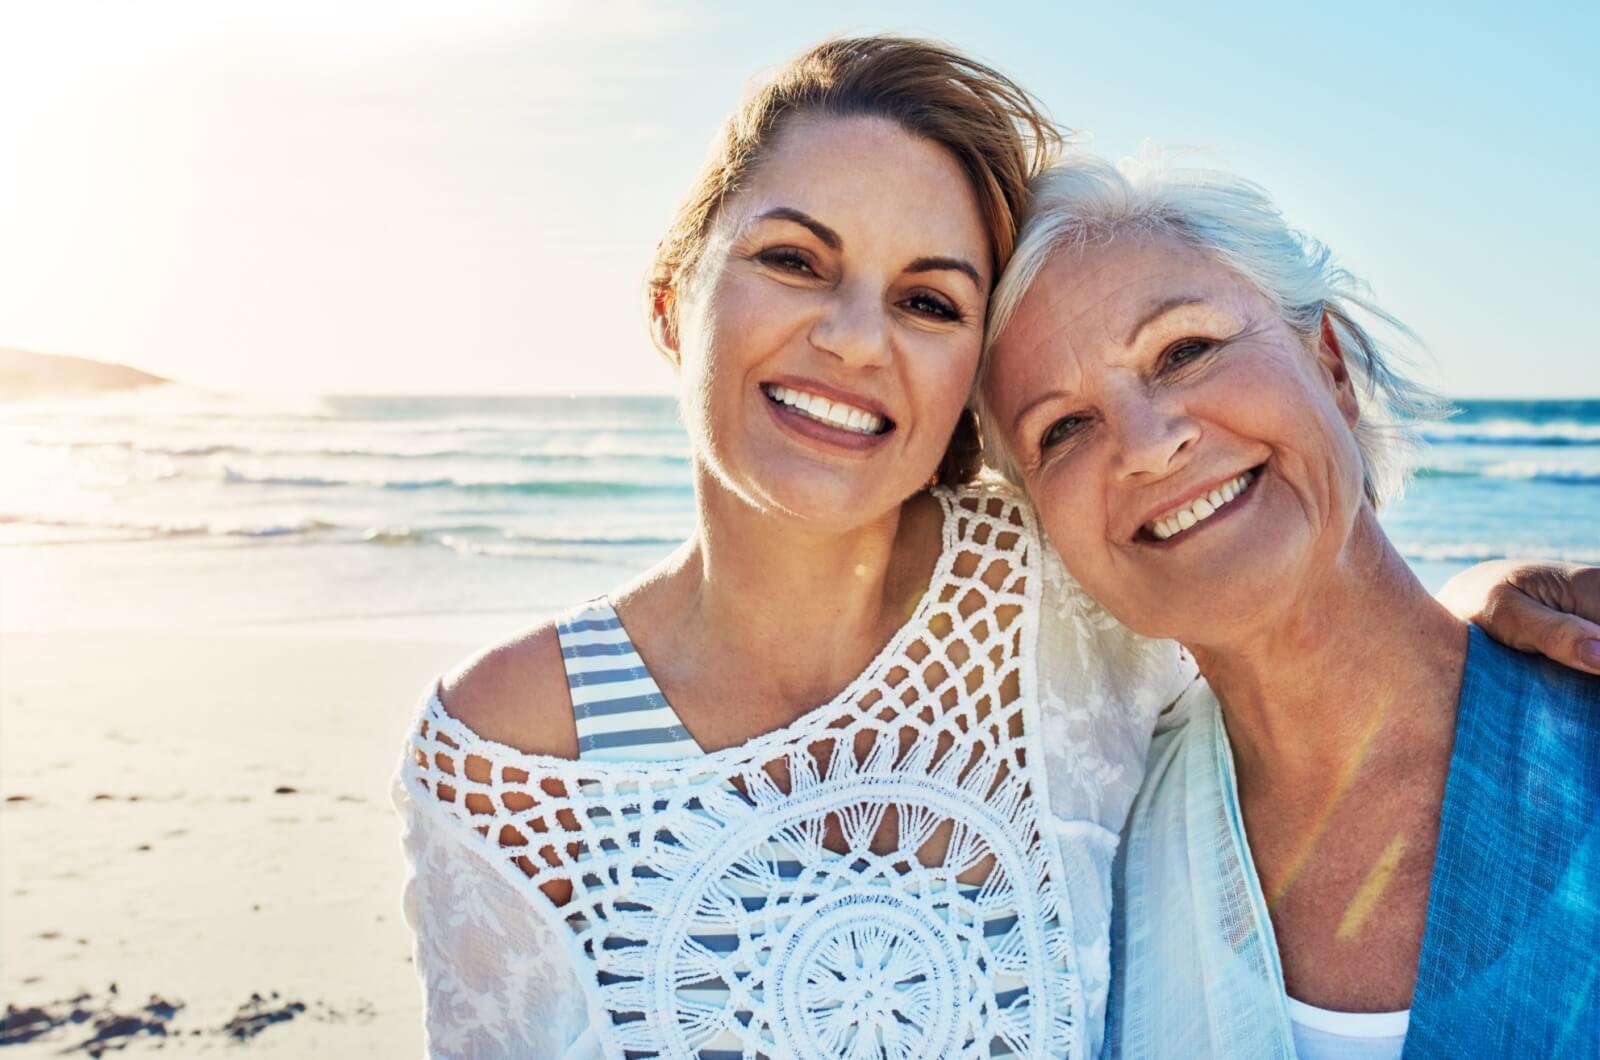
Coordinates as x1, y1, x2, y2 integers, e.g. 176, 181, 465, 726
668, 115, 990, 529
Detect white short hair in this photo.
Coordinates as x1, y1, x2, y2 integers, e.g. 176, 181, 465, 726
980, 151, 1449, 506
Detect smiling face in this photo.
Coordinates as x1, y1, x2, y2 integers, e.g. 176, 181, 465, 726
982, 233, 1368, 644
664, 115, 990, 528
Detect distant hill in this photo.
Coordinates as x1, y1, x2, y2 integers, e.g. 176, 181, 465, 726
0, 348, 170, 401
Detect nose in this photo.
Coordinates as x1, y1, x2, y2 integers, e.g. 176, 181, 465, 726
809, 280, 891, 369
1112, 392, 1200, 480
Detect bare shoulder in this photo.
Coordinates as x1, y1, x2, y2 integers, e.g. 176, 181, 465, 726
437, 620, 579, 759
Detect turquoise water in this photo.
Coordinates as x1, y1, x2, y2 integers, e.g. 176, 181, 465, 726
1386, 399, 1600, 587
2, 389, 1595, 634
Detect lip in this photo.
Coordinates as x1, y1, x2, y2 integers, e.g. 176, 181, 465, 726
1132, 464, 1264, 545
760, 378, 896, 454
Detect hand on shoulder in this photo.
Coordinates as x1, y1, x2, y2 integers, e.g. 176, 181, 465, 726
437, 621, 579, 759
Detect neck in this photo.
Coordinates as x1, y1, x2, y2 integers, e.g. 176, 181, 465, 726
1190, 510, 1469, 791
650, 465, 935, 707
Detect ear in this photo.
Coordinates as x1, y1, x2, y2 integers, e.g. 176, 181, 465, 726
649, 287, 681, 364
1317, 312, 1361, 429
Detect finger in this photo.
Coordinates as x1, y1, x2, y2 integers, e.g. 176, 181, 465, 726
1565, 567, 1600, 626
1499, 589, 1600, 676
1539, 566, 1600, 673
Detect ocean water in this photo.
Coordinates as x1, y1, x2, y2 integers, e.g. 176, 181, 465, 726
3, 389, 1596, 637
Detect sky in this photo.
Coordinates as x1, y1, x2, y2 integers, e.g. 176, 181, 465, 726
0, 0, 1594, 398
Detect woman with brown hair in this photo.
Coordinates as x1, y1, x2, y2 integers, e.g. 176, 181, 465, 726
395, 38, 1125, 1059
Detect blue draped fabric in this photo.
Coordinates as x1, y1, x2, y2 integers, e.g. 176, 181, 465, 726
1406, 626, 1600, 1056
1107, 626, 1600, 1058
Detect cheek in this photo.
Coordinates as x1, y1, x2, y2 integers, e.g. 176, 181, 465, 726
1205, 351, 1336, 450
906, 338, 982, 430
1030, 460, 1116, 581
673, 298, 746, 441
1203, 358, 1368, 532
679, 284, 779, 403
933, 348, 982, 412
1251, 361, 1363, 475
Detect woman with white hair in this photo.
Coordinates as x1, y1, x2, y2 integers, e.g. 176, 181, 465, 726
979, 155, 1600, 1058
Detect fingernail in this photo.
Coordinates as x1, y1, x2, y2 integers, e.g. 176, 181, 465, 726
1581, 639, 1600, 669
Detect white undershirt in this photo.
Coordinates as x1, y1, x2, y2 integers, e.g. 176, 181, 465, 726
1287, 996, 1410, 1060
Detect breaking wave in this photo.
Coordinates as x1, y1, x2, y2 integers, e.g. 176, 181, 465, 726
218, 466, 690, 496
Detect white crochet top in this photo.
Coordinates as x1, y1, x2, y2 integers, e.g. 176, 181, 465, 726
393, 483, 1194, 1059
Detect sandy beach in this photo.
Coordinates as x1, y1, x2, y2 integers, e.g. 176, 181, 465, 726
1, 628, 482, 1056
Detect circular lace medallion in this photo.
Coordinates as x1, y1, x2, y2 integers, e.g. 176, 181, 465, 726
772, 890, 960, 1058
650, 778, 1049, 1058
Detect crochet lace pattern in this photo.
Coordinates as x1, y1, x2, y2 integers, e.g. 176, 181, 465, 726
401, 485, 1082, 1059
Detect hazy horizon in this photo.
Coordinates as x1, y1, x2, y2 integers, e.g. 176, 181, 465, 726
7, 345, 1590, 402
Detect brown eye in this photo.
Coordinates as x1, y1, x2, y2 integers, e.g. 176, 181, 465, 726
903, 291, 961, 321
757, 248, 816, 275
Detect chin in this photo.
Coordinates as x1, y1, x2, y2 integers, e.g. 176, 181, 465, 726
732, 454, 924, 527
792, 475, 921, 527
1138, 558, 1300, 645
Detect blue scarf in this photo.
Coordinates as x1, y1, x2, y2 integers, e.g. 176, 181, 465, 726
1107, 626, 1600, 1058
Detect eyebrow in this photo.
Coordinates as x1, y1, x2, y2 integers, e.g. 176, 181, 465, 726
1010, 387, 1070, 437
752, 208, 983, 288
906, 255, 983, 289
753, 207, 841, 250
1125, 295, 1210, 347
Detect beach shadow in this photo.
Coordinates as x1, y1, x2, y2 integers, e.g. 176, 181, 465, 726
0, 986, 374, 1054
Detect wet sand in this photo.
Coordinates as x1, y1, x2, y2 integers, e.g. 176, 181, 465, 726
1, 630, 482, 1056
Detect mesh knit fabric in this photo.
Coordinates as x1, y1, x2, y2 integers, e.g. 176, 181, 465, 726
395, 482, 1195, 1059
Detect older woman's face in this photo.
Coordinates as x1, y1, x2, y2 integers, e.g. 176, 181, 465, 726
983, 234, 1367, 642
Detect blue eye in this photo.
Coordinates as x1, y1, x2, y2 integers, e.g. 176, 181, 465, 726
1041, 414, 1087, 450
1165, 338, 1215, 367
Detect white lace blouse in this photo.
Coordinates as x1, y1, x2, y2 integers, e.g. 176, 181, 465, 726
393, 482, 1193, 1059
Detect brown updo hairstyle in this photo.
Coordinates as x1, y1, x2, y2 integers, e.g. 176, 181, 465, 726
647, 35, 1062, 486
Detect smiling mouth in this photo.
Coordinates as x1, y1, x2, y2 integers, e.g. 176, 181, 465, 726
761, 383, 892, 435
1142, 466, 1262, 542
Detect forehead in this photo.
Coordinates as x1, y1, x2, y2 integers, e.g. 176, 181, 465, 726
722, 115, 989, 260
1020, 235, 1251, 336
992, 235, 1254, 368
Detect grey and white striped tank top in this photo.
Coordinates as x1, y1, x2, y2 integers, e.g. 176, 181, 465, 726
555, 598, 702, 762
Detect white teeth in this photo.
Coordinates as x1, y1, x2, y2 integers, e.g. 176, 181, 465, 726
1146, 470, 1255, 542
764, 384, 885, 435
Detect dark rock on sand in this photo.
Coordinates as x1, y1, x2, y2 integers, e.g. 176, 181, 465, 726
222, 994, 307, 1040
0, 991, 183, 1055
